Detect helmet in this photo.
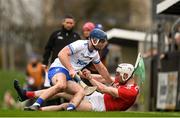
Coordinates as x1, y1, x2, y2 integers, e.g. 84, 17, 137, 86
83, 22, 95, 31
116, 63, 134, 82
90, 28, 107, 40
95, 24, 103, 30
90, 28, 107, 46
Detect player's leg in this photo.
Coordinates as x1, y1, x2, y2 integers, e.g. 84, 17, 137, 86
30, 81, 85, 111
53, 92, 73, 100
14, 80, 49, 101
24, 67, 68, 111
76, 100, 92, 111
40, 83, 91, 112
36, 73, 67, 100
40, 92, 77, 111
14, 77, 84, 111
40, 103, 69, 111
14, 81, 71, 101
65, 80, 85, 110
40, 100, 92, 111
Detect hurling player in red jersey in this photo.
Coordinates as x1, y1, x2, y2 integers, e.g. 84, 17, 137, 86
40, 63, 139, 111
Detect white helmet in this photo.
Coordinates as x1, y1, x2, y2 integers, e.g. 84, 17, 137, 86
116, 63, 134, 82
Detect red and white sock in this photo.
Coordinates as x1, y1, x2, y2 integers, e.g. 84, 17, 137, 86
26, 91, 35, 99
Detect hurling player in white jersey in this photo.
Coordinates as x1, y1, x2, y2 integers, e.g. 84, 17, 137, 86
14, 28, 113, 111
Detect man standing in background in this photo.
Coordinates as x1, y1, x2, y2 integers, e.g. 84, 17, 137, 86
42, 14, 81, 67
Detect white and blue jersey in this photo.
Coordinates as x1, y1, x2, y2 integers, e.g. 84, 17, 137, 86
48, 40, 100, 82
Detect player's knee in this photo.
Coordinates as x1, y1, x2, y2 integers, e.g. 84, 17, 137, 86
54, 83, 67, 92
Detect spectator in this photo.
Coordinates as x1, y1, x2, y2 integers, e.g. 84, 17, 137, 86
26, 55, 45, 91
42, 14, 81, 67
82, 22, 95, 39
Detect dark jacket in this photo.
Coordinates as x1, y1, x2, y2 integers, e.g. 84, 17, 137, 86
42, 27, 81, 65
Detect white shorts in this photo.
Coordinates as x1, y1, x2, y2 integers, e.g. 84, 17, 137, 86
84, 91, 105, 111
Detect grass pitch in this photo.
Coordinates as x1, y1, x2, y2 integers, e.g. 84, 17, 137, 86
0, 110, 180, 117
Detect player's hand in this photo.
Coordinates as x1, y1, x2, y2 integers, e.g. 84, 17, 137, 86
69, 69, 76, 78
81, 69, 92, 80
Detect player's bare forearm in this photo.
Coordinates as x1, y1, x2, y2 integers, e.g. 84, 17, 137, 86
90, 74, 107, 83
94, 62, 113, 84
90, 78, 118, 97
89, 78, 107, 92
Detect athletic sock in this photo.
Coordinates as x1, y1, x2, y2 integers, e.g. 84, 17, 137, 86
66, 103, 76, 111
33, 98, 44, 106
26, 91, 35, 99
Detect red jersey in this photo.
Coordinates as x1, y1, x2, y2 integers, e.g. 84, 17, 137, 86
104, 84, 139, 111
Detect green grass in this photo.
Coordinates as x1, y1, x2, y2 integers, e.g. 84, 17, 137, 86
0, 70, 26, 105
0, 110, 180, 117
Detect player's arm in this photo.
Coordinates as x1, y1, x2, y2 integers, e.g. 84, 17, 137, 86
81, 68, 114, 84
58, 46, 75, 76
81, 69, 118, 97
90, 74, 115, 84
89, 78, 119, 97
90, 74, 107, 83
93, 62, 113, 84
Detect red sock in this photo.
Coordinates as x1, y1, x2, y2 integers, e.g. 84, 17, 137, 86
26, 91, 35, 98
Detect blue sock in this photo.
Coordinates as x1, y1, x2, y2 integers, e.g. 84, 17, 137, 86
67, 103, 76, 111
34, 98, 44, 106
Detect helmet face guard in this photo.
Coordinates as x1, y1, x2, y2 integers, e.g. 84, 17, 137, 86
90, 38, 107, 46
91, 38, 100, 46
116, 63, 134, 83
